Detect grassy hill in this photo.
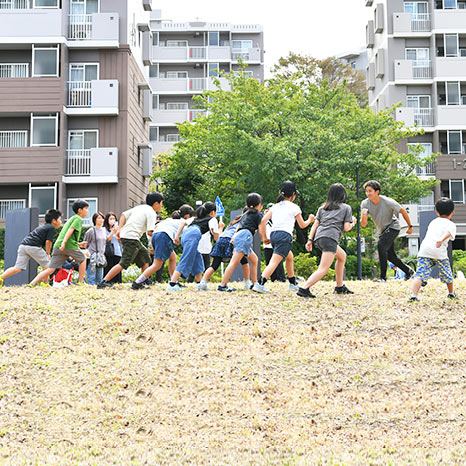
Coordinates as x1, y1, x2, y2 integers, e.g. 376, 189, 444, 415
0, 280, 465, 465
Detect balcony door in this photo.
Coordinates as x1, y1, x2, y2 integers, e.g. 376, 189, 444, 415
407, 95, 431, 109
67, 130, 98, 176
404, 2, 428, 15
70, 0, 99, 15
68, 64, 98, 106
444, 34, 459, 57
405, 48, 430, 61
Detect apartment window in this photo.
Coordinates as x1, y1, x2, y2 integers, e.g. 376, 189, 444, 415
166, 40, 188, 47
32, 45, 59, 77
232, 40, 253, 51
31, 114, 58, 147
166, 103, 188, 110
152, 32, 159, 46
408, 142, 433, 156
29, 184, 56, 216
34, 0, 59, 7
404, 2, 428, 14
67, 198, 97, 225
407, 95, 431, 108
443, 0, 457, 8
208, 32, 219, 47
68, 130, 98, 151
164, 71, 188, 79
149, 127, 158, 141
149, 64, 158, 78
70, 63, 98, 82
448, 130, 462, 153
449, 180, 464, 202
166, 134, 180, 142
405, 48, 430, 61
446, 82, 461, 105
445, 34, 459, 57
208, 63, 219, 77
70, 0, 99, 15
152, 94, 158, 109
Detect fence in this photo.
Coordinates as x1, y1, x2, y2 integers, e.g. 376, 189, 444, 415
68, 14, 92, 40
0, 200, 26, 218
65, 149, 91, 176
0, 64, 29, 78
0, 130, 28, 148
67, 81, 92, 107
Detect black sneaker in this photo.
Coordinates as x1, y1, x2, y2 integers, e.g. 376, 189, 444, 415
131, 281, 147, 290
404, 268, 415, 280
421, 280, 428, 287
409, 296, 419, 302
334, 285, 354, 295
373, 278, 387, 283
447, 292, 458, 299
145, 278, 155, 286
218, 285, 236, 292
97, 280, 113, 289
296, 287, 316, 298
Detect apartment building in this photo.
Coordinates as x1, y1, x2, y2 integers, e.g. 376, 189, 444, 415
337, 48, 369, 75
0, 0, 154, 225
366, 0, 466, 252
148, 9, 264, 157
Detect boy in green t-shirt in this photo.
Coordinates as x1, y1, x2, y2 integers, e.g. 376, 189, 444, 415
30, 200, 89, 285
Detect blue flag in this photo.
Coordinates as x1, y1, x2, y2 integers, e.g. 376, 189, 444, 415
215, 196, 225, 216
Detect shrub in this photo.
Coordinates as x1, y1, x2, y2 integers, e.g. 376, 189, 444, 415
453, 249, 466, 262
293, 253, 335, 281
345, 255, 378, 279
453, 257, 466, 276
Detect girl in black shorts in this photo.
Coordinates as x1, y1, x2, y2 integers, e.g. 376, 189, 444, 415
297, 183, 356, 298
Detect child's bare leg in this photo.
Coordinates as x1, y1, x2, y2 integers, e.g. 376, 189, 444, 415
1, 267, 22, 280
221, 252, 243, 286
168, 251, 177, 276
203, 267, 215, 282
170, 271, 182, 283
262, 253, 284, 280
285, 251, 295, 278
248, 251, 258, 283
143, 258, 164, 279
412, 278, 423, 296
78, 261, 86, 282
30, 267, 55, 285
447, 282, 454, 293
103, 264, 123, 282
302, 252, 335, 289
195, 273, 202, 282
334, 246, 347, 287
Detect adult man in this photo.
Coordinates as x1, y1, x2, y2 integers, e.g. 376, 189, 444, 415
361, 180, 414, 282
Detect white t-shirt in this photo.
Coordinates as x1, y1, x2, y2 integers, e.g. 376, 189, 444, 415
270, 200, 302, 236
198, 217, 219, 254
264, 220, 273, 249
120, 205, 158, 240
418, 217, 456, 260
154, 218, 183, 241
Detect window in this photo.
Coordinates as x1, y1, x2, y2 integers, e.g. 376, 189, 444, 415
68, 130, 98, 150
445, 34, 459, 57
443, 0, 457, 8
449, 180, 464, 203
70, 63, 98, 82
448, 130, 462, 153
67, 198, 97, 225
152, 32, 159, 46
163, 71, 188, 79
208, 32, 219, 47
208, 63, 219, 77
31, 114, 58, 147
34, 0, 59, 7
232, 40, 253, 51
446, 82, 460, 105
32, 45, 59, 77
149, 127, 158, 141
166, 134, 180, 142
166, 102, 188, 110
29, 184, 56, 216
407, 95, 431, 108
404, 1, 428, 14
70, 0, 99, 15
405, 48, 430, 61
149, 64, 158, 78
166, 40, 188, 47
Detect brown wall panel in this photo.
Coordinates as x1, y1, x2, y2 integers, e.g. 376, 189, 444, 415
437, 155, 466, 180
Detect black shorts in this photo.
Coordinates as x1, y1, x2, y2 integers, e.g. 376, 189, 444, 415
270, 231, 293, 258
315, 237, 338, 254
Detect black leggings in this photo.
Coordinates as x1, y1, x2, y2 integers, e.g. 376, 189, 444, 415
377, 228, 411, 279
211, 256, 248, 272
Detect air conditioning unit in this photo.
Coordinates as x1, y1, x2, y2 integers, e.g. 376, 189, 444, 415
462, 95, 466, 105
458, 1, 466, 9
460, 49, 466, 57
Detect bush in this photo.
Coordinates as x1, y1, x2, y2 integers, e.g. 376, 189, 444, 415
453, 257, 466, 276
345, 255, 378, 279
293, 252, 335, 281
453, 249, 466, 262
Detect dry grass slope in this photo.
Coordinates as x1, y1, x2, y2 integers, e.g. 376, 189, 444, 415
0, 280, 465, 465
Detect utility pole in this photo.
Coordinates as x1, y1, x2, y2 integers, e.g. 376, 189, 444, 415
356, 163, 362, 280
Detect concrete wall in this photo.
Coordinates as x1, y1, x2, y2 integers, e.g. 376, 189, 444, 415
0, 9, 62, 40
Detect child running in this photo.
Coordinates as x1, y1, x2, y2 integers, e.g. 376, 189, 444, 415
254, 181, 314, 294
409, 198, 457, 301
217, 193, 264, 292
297, 183, 356, 298
131, 204, 195, 290
167, 201, 221, 291
197, 214, 251, 291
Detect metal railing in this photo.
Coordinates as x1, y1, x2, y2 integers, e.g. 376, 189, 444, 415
67, 81, 92, 107
65, 149, 91, 176
416, 162, 436, 176
418, 204, 435, 212
0, 0, 30, 9
188, 47, 206, 60
232, 51, 250, 61
68, 14, 92, 40
189, 77, 206, 91
411, 13, 431, 32
414, 108, 434, 126
0, 200, 25, 218
0, 130, 28, 147
189, 109, 206, 121
0, 63, 29, 78
412, 60, 432, 79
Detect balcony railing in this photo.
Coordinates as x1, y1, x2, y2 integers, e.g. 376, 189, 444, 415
68, 15, 92, 40
0, 63, 29, 78
414, 108, 434, 126
412, 60, 432, 79
0, 0, 30, 9
67, 81, 91, 107
189, 77, 206, 91
0, 130, 28, 147
0, 199, 25, 218
65, 149, 91, 176
188, 47, 206, 60
411, 13, 431, 32
416, 162, 436, 177
189, 109, 206, 121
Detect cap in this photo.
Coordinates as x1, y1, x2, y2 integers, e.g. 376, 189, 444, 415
266, 203, 274, 209
280, 180, 299, 197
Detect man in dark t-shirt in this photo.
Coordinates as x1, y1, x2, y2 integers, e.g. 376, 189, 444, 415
1, 209, 62, 284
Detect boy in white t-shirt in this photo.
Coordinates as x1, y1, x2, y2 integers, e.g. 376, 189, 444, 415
410, 198, 457, 301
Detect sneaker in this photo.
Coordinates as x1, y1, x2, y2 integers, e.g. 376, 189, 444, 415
145, 278, 155, 286
373, 278, 387, 283
197, 280, 209, 291
252, 282, 270, 294
97, 280, 113, 289
421, 280, 428, 287
166, 283, 181, 292
244, 280, 252, 290
447, 292, 458, 299
404, 268, 415, 281
334, 285, 354, 295
296, 287, 316, 298
131, 281, 147, 290
218, 285, 236, 292
408, 296, 419, 302
288, 283, 299, 291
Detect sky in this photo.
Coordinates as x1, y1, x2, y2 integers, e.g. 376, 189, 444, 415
154, 0, 371, 75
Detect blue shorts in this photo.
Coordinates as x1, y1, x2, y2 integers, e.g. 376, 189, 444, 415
152, 231, 174, 262
270, 231, 292, 258
233, 229, 253, 256
175, 226, 205, 278
414, 257, 453, 284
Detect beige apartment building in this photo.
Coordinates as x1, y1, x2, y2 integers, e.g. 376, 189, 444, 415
366, 0, 466, 252
0, 0, 154, 225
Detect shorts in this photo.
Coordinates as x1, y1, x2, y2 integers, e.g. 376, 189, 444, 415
48, 248, 86, 269
211, 236, 234, 258
176, 225, 204, 278
14, 244, 49, 269
233, 229, 253, 256
152, 232, 174, 262
315, 237, 338, 254
414, 257, 453, 284
119, 238, 151, 269
270, 231, 292, 258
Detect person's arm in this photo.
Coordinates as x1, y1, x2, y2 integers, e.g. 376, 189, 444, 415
361, 207, 369, 227
116, 213, 126, 240
174, 220, 187, 245
296, 212, 315, 229
399, 208, 413, 235
344, 216, 357, 232
59, 227, 75, 252
259, 211, 272, 244
107, 224, 118, 242
305, 220, 320, 252
45, 240, 52, 256
210, 218, 221, 242
436, 231, 453, 248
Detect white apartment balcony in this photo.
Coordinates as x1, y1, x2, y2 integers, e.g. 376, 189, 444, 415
435, 57, 466, 79
63, 148, 118, 184
151, 19, 262, 33
395, 107, 434, 129
64, 80, 119, 116
0, 199, 25, 219
232, 48, 261, 63
152, 109, 206, 126
152, 46, 231, 62
0, 7, 62, 41
393, 12, 431, 36
437, 105, 466, 129
394, 59, 432, 82
67, 13, 119, 48
150, 77, 231, 94
433, 9, 466, 30
415, 161, 436, 177
0, 63, 29, 78
0, 130, 27, 147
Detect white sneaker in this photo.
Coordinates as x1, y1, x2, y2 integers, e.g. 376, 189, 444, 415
288, 283, 299, 291
166, 283, 181, 292
252, 282, 270, 294
244, 280, 252, 290
197, 280, 209, 291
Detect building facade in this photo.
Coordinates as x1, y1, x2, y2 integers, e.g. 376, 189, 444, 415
337, 48, 369, 75
0, 0, 154, 225
148, 9, 264, 157
366, 0, 466, 252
